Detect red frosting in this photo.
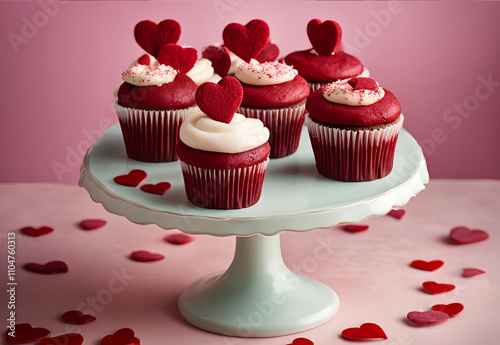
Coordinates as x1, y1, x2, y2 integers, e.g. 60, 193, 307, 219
239, 75, 310, 108
306, 87, 401, 126
117, 73, 196, 110
284, 50, 364, 82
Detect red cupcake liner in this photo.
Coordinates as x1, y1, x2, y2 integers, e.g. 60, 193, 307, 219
306, 115, 404, 181
179, 159, 269, 209
113, 99, 198, 162
238, 100, 306, 159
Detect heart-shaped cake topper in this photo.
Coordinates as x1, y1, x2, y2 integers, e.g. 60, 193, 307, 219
223, 19, 270, 62
195, 76, 243, 124
134, 19, 181, 58
348, 77, 379, 91
341, 323, 388, 340
157, 43, 198, 74
202, 45, 231, 77
307, 19, 342, 56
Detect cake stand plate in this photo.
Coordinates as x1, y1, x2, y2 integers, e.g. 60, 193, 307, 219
80, 124, 428, 337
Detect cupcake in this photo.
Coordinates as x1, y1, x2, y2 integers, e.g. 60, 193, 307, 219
305, 77, 403, 181
176, 76, 271, 209
285, 19, 370, 93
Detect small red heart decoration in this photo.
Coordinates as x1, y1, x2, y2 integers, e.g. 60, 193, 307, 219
341, 323, 387, 340
130, 250, 165, 262
140, 182, 171, 196
343, 224, 369, 233
407, 311, 450, 325
348, 77, 379, 91
196, 76, 243, 123
431, 303, 464, 317
223, 19, 270, 62
20, 226, 53, 237
134, 19, 181, 58
78, 219, 107, 230
137, 54, 151, 66
100, 328, 140, 345
113, 169, 147, 187
5, 323, 51, 344
388, 209, 405, 219
62, 310, 96, 324
202, 45, 231, 77
255, 40, 280, 62
165, 233, 194, 245
463, 267, 485, 277
411, 260, 444, 271
307, 19, 342, 56
449, 226, 489, 244
422, 281, 455, 294
24, 260, 68, 274
40, 333, 83, 345
287, 337, 314, 345
157, 43, 197, 74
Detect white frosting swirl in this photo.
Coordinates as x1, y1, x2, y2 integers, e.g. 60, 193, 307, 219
186, 58, 221, 85
122, 64, 177, 86
357, 67, 370, 78
235, 59, 298, 86
228, 50, 245, 75
180, 111, 269, 154
127, 53, 159, 68
322, 79, 385, 106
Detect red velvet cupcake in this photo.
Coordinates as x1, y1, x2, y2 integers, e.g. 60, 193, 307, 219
306, 77, 403, 181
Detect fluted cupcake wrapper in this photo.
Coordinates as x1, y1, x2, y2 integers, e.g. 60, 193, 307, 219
306, 114, 404, 181
308, 82, 329, 93
113, 99, 199, 162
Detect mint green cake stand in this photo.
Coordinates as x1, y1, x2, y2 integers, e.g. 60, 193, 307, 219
80, 124, 428, 337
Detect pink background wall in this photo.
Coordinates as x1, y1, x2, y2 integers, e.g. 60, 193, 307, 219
1, 1, 499, 184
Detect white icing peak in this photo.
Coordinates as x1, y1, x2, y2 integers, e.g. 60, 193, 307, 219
122, 64, 177, 87
322, 79, 385, 106
235, 59, 297, 86
186, 58, 221, 85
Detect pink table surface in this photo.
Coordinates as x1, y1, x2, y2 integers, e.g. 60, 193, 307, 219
1, 179, 499, 345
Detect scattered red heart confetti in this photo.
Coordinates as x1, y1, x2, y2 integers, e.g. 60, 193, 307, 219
422, 281, 455, 294
202, 45, 231, 77
24, 260, 68, 274
62, 310, 96, 324
113, 169, 147, 187
411, 260, 444, 271
343, 224, 369, 233
40, 333, 83, 345
287, 337, 314, 345
431, 303, 464, 317
134, 19, 181, 58
407, 311, 450, 325
196, 76, 243, 123
463, 268, 486, 277
348, 77, 379, 91
157, 43, 198, 74
388, 209, 405, 219
341, 323, 387, 340
130, 250, 165, 262
100, 328, 140, 345
20, 226, 53, 237
140, 182, 171, 196
223, 19, 270, 62
137, 54, 151, 66
307, 19, 342, 56
449, 226, 489, 244
5, 323, 51, 344
78, 219, 107, 230
165, 233, 194, 245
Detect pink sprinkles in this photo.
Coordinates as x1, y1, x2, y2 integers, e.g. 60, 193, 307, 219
122, 64, 177, 86
239, 60, 296, 80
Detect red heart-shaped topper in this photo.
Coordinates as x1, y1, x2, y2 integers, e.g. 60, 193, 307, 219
407, 311, 450, 325
137, 54, 151, 66
307, 19, 342, 56
341, 323, 387, 340
287, 337, 314, 345
388, 209, 405, 219
62, 310, 96, 324
411, 260, 444, 271
343, 224, 369, 233
223, 19, 270, 62
40, 333, 83, 345
21, 226, 53, 237
202, 45, 231, 77
157, 43, 197, 74
79, 219, 107, 230
422, 281, 455, 294
101, 328, 140, 345
165, 233, 194, 245
113, 169, 147, 187
140, 182, 171, 196
195, 76, 243, 123
24, 260, 68, 274
431, 303, 464, 317
449, 226, 489, 244
5, 323, 51, 344
463, 267, 486, 277
348, 77, 379, 91
134, 19, 181, 58
130, 250, 165, 262
255, 40, 280, 62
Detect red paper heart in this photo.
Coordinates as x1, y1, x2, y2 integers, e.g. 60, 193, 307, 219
140, 182, 171, 196
223, 19, 270, 62
407, 311, 450, 325
202, 45, 231, 77
157, 43, 197, 74
307, 19, 342, 56
165, 233, 194, 245
463, 267, 486, 277
5, 323, 51, 344
137, 54, 151, 66
341, 323, 387, 340
255, 40, 280, 62
78, 219, 106, 230
422, 281, 455, 294
388, 209, 405, 219
24, 260, 68, 274
62, 310, 96, 324
411, 260, 444, 271
100, 328, 140, 345
40, 333, 83, 345
130, 250, 165, 262
113, 169, 147, 187
449, 226, 489, 244
431, 303, 464, 317
134, 19, 181, 58
343, 224, 369, 233
21, 226, 53, 237
195, 76, 243, 123
287, 337, 314, 345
